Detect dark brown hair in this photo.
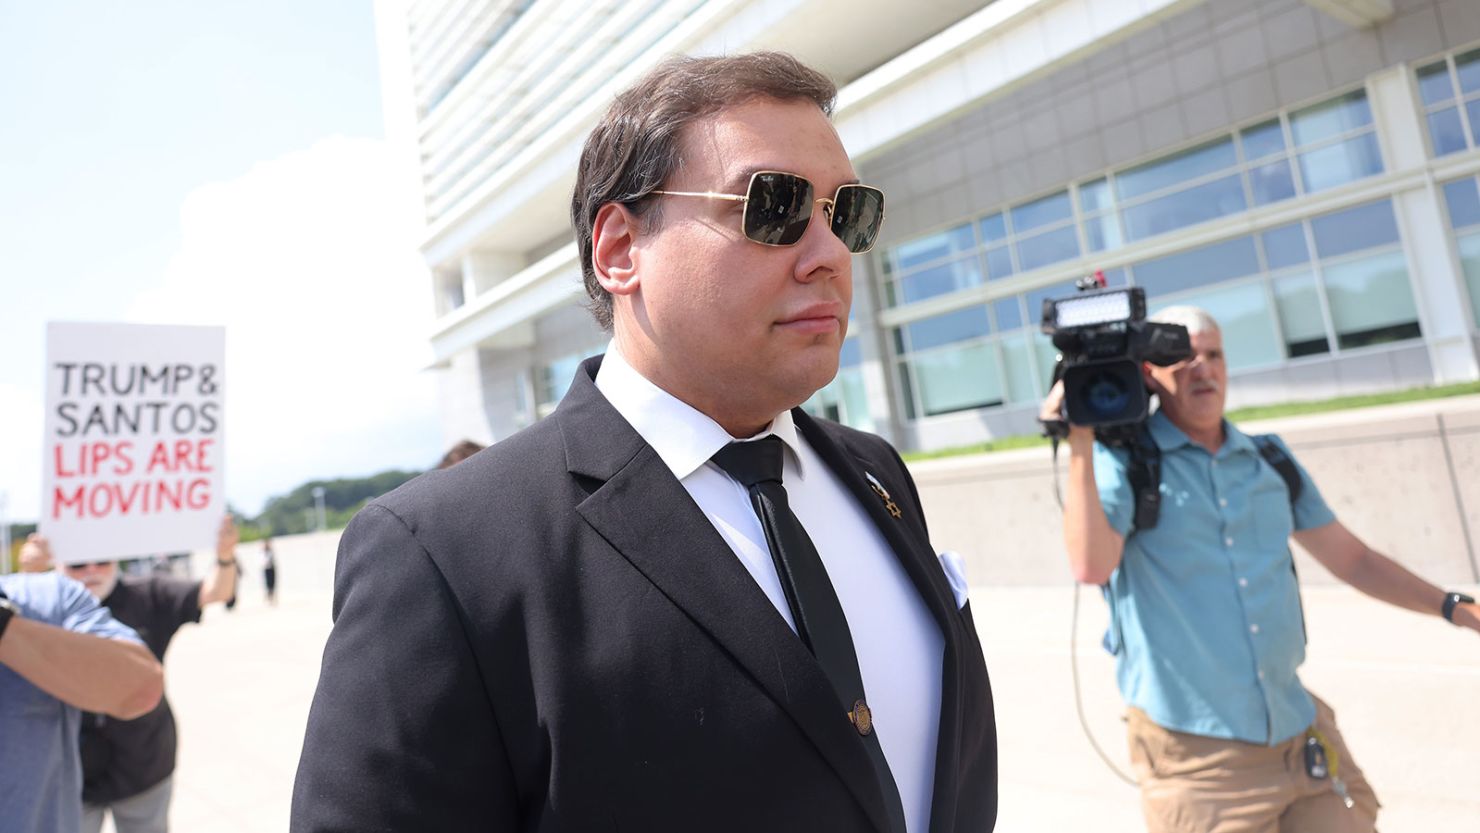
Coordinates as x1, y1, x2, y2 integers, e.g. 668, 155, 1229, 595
570, 52, 837, 330
436, 439, 486, 470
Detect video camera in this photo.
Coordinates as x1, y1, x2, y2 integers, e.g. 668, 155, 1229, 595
1040, 281, 1192, 437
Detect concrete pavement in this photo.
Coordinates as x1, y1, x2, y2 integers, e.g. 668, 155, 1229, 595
148, 531, 1479, 831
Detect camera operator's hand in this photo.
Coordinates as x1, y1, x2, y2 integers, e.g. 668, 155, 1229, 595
1039, 381, 1095, 448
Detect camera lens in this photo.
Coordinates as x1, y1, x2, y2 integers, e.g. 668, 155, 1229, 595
1062, 358, 1148, 427
1080, 372, 1130, 421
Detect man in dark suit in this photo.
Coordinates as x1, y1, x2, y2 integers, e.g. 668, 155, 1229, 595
291, 51, 996, 833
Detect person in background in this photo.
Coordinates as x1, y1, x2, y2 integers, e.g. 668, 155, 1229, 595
0, 566, 163, 833
24, 516, 240, 833
1043, 305, 1480, 833
436, 439, 486, 470
261, 537, 277, 607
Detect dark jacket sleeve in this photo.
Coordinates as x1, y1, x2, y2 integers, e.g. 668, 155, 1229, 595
290, 503, 517, 832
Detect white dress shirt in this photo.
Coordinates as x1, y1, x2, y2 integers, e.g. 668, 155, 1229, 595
595, 343, 944, 833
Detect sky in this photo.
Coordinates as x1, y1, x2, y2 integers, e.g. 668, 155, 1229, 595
0, 1, 445, 521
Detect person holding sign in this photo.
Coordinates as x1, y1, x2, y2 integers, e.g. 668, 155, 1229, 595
0, 571, 163, 833
23, 516, 240, 833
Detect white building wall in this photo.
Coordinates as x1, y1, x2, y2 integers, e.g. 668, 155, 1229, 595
381, 0, 1480, 451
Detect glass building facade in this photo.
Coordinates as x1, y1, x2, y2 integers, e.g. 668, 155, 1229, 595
806, 33, 1480, 449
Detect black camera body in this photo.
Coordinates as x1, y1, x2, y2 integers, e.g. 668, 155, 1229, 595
1040, 285, 1192, 432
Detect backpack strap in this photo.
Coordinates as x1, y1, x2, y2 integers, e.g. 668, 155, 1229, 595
1125, 425, 1163, 532
1252, 434, 1302, 504
1252, 433, 1310, 644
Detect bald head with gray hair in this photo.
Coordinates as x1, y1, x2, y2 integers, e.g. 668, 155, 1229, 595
1148, 305, 1219, 336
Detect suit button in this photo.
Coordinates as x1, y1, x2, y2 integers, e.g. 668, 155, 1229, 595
848, 700, 873, 736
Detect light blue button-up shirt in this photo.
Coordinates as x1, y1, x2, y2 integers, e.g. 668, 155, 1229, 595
0, 573, 144, 833
1093, 411, 1336, 745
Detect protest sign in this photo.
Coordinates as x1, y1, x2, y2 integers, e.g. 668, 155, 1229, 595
39, 322, 226, 564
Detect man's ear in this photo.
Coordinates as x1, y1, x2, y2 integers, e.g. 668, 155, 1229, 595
592, 203, 640, 297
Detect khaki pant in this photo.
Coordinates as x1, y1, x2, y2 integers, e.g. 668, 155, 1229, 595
1126, 696, 1379, 833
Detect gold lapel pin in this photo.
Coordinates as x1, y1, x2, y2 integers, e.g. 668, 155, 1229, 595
865, 473, 902, 519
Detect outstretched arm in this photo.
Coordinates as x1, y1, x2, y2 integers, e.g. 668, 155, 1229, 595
1294, 521, 1480, 633
0, 615, 163, 718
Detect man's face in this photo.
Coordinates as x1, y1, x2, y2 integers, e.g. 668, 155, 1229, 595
1144, 327, 1227, 436
63, 561, 119, 600
622, 97, 857, 432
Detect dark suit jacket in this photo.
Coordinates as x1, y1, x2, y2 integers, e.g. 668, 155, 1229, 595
291, 356, 996, 832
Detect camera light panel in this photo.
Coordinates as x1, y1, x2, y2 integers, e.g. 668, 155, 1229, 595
1054, 290, 1133, 329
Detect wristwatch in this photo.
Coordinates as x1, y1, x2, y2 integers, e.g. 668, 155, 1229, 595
0, 596, 19, 646
1442, 591, 1475, 624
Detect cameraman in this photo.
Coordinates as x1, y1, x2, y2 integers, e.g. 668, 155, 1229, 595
1041, 305, 1479, 833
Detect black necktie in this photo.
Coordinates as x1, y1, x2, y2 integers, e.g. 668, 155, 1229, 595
711, 436, 907, 833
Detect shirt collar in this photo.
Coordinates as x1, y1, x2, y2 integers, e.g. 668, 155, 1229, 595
594, 341, 805, 480
1147, 409, 1254, 458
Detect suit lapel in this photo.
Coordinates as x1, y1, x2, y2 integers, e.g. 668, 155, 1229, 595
558, 358, 893, 833
793, 411, 968, 833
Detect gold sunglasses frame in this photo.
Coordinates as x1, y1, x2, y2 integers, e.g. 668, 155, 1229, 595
651, 170, 886, 253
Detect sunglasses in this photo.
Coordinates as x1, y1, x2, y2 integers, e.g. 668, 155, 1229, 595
64, 561, 113, 570
651, 171, 885, 253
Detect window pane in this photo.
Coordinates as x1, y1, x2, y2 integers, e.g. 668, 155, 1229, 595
895, 224, 976, 271
1468, 99, 1480, 147
1297, 132, 1383, 192
804, 381, 843, 423
911, 343, 1004, 416
1321, 250, 1422, 349
1262, 223, 1309, 270
899, 362, 917, 419
1116, 138, 1238, 201
1150, 281, 1282, 370
1272, 271, 1330, 357
1457, 231, 1480, 327
540, 352, 589, 406
1311, 200, 1400, 259
986, 244, 1015, 279
1416, 62, 1455, 106
839, 368, 874, 431
1080, 178, 1113, 211
979, 213, 1008, 244
1458, 48, 1480, 95
1016, 225, 1080, 271
1000, 334, 1040, 403
899, 255, 984, 303
1032, 332, 1058, 387
1445, 178, 1480, 229
1428, 107, 1469, 156
839, 337, 863, 368
994, 298, 1024, 331
904, 306, 990, 352
1133, 236, 1261, 298
1010, 191, 1073, 233
1290, 91, 1373, 147
1240, 119, 1286, 160
1122, 174, 1247, 241
1085, 213, 1123, 251
1249, 159, 1296, 205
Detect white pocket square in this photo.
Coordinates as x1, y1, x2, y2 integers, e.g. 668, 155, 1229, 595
937, 550, 970, 610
